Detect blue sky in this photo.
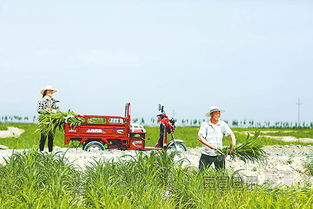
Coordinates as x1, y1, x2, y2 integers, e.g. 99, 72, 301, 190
0, 0, 312, 123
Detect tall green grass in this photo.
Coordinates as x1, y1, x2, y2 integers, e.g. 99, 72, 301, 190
0, 150, 312, 208
0, 150, 81, 208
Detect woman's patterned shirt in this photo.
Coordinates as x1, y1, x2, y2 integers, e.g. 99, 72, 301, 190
37, 97, 59, 114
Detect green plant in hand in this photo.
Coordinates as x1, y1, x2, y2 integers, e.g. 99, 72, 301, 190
37, 110, 84, 135
218, 131, 268, 163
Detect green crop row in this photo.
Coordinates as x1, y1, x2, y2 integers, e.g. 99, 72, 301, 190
0, 150, 312, 208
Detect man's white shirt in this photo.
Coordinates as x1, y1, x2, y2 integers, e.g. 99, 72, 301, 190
198, 119, 233, 156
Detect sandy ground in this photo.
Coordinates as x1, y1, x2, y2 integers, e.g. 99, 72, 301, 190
0, 145, 312, 187
0, 127, 24, 138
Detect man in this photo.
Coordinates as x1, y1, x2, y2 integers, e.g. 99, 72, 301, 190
37, 85, 59, 152
198, 106, 236, 172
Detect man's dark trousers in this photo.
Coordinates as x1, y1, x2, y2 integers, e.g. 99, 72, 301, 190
199, 154, 225, 172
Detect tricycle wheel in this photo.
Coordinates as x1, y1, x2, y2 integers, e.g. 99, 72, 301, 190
83, 141, 105, 152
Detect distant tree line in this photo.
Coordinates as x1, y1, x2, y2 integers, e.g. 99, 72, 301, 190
229, 120, 313, 128
133, 118, 313, 128
0, 115, 37, 123
1, 115, 313, 128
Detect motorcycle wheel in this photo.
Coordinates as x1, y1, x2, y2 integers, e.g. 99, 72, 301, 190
168, 142, 187, 152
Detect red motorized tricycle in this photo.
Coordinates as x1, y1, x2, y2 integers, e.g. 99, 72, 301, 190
64, 103, 187, 152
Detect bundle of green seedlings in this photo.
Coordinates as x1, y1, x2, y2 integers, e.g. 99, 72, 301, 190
218, 131, 268, 163
37, 110, 84, 135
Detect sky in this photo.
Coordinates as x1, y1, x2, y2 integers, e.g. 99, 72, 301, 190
0, 0, 313, 123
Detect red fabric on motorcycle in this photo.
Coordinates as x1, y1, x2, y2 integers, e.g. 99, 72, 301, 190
160, 118, 175, 133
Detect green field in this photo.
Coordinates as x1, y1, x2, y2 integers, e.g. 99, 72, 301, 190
1, 123, 313, 149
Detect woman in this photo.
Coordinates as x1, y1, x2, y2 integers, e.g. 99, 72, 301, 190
37, 85, 59, 152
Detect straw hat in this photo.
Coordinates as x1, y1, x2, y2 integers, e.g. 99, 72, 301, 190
40, 85, 58, 95
206, 106, 224, 116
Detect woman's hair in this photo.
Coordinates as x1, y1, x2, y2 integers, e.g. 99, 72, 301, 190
42, 90, 47, 98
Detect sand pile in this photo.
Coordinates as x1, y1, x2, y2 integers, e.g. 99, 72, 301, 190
0, 127, 24, 138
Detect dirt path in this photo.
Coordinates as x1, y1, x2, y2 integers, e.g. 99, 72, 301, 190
0, 127, 24, 138
0, 145, 312, 187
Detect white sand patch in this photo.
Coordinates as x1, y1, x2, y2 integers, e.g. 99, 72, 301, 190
264, 136, 313, 143
0, 127, 25, 138
241, 131, 313, 143
0, 145, 312, 187
246, 130, 293, 134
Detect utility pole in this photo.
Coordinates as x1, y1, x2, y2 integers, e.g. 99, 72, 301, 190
296, 98, 303, 126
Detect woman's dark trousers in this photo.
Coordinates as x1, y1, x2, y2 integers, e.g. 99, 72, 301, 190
39, 132, 54, 152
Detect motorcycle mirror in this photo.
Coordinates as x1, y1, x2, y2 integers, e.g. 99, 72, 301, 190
158, 104, 165, 113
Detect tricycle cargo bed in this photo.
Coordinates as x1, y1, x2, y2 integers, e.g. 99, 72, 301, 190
64, 104, 147, 150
